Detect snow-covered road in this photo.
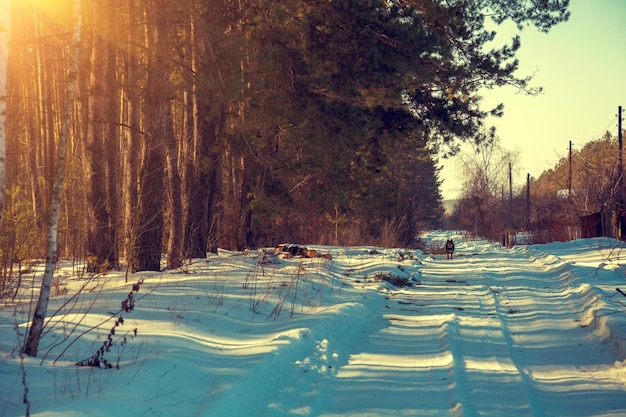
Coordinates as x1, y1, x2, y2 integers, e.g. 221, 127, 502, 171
284, 242, 626, 416
2, 235, 626, 416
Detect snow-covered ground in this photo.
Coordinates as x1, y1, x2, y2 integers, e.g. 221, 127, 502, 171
2, 232, 626, 416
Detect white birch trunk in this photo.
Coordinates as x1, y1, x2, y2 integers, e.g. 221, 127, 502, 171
24, 0, 81, 357
0, 0, 10, 229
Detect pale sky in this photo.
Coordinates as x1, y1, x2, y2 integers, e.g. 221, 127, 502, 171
440, 0, 626, 200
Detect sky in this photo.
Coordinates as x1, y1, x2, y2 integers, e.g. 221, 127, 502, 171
2, 232, 626, 416
440, 0, 626, 200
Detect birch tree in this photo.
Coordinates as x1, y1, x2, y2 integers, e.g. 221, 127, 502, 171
24, 0, 81, 357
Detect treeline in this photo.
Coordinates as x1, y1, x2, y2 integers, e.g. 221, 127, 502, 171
531, 132, 624, 239
2, 0, 569, 272
450, 132, 624, 242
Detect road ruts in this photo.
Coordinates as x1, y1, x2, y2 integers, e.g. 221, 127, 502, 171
315, 245, 626, 416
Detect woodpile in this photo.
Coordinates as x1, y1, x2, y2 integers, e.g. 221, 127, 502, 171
275, 244, 332, 260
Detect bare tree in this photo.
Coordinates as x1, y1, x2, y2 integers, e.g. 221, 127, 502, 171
24, 0, 81, 357
455, 134, 519, 238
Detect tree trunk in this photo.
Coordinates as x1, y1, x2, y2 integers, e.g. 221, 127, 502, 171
33, 10, 48, 226
86, 18, 109, 270
165, 105, 183, 269
104, 0, 120, 269
182, 102, 225, 257
86, 0, 119, 271
182, 18, 228, 258
131, 0, 170, 272
122, 0, 141, 269
237, 158, 256, 250
183, 111, 213, 259
180, 12, 196, 258
205, 104, 226, 254
24, 0, 81, 357
0, 0, 9, 229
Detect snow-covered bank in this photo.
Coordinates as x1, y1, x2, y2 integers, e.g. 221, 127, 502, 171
2, 234, 626, 416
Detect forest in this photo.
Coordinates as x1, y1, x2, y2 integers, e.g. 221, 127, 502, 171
0, 0, 570, 276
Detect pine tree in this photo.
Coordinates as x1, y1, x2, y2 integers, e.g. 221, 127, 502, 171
220, 0, 569, 246
130, 0, 170, 272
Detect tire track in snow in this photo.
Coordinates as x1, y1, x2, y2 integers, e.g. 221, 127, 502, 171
317, 251, 536, 416
280, 245, 626, 416
316, 305, 462, 416
483, 245, 626, 416
203, 301, 383, 417
310, 252, 464, 416
418, 253, 536, 416
314, 252, 520, 416
266, 299, 389, 417
205, 243, 626, 416
485, 265, 546, 417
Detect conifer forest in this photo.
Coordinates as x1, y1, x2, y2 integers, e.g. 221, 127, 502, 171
0, 0, 570, 272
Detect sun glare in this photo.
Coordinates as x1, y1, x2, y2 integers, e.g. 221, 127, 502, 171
20, 0, 74, 24
11, 0, 76, 42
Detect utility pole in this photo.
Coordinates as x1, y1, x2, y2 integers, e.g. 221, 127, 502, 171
526, 173, 530, 227
615, 106, 624, 240
569, 140, 572, 196
619, 105, 623, 194
509, 161, 513, 202
619, 106, 624, 240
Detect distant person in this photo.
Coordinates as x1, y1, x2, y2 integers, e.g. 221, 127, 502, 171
445, 238, 455, 259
